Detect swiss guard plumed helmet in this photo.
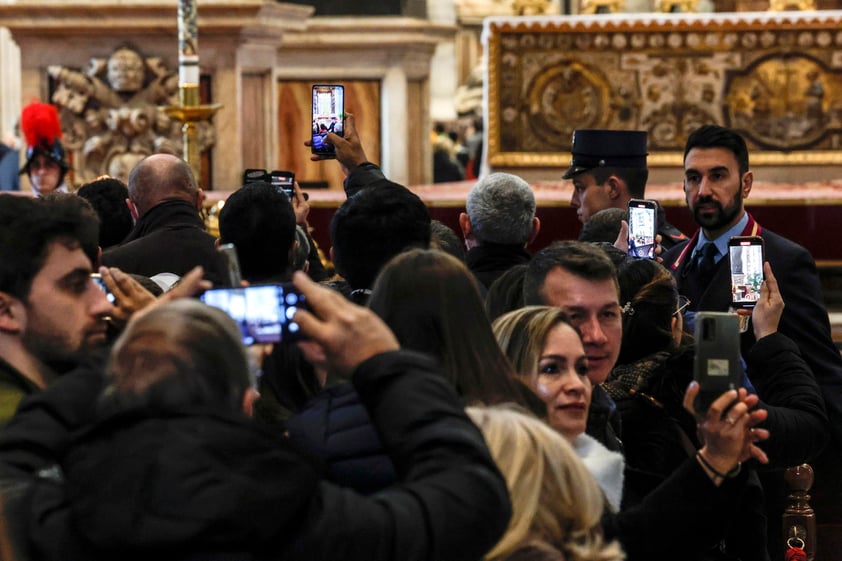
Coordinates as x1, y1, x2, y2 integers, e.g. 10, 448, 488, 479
562, 129, 648, 180
19, 102, 71, 178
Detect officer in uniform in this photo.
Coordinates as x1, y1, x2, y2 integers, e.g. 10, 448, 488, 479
564, 129, 687, 250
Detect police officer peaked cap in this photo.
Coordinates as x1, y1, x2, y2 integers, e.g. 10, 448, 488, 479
562, 129, 648, 179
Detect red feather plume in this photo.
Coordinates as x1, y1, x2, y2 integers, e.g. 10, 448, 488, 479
20, 102, 62, 150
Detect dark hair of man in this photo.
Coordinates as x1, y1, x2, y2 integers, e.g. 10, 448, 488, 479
40, 193, 101, 268
588, 166, 649, 199
578, 208, 627, 244
616, 258, 684, 365
218, 181, 296, 282
368, 249, 531, 408
128, 155, 198, 217
77, 177, 133, 249
430, 220, 466, 262
684, 124, 750, 175
330, 183, 431, 290
101, 299, 252, 415
523, 241, 618, 306
486, 263, 528, 322
0, 196, 99, 301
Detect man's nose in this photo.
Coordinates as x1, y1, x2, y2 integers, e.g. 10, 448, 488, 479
578, 316, 607, 344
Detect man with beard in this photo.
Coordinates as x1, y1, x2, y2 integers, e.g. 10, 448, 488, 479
662, 124, 842, 560
0, 195, 113, 427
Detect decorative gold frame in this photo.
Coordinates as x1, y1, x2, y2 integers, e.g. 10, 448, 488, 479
579, 0, 625, 14
485, 11, 842, 168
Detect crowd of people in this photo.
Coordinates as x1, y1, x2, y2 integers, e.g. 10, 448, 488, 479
0, 107, 839, 561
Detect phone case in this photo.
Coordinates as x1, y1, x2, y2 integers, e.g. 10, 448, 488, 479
693, 311, 742, 412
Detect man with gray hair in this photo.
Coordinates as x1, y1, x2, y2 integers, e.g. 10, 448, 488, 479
458, 172, 540, 291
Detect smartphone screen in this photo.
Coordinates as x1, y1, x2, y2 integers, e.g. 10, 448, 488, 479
311, 84, 345, 156
200, 284, 307, 345
90, 273, 116, 303
728, 236, 764, 309
270, 170, 295, 200
627, 199, 658, 259
693, 311, 742, 412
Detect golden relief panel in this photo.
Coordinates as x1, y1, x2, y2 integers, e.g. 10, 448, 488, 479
486, 12, 842, 167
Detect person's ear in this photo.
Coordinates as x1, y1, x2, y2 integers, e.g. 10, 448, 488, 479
196, 188, 206, 211
741, 170, 753, 200
0, 292, 24, 334
606, 176, 623, 200
527, 216, 541, 246
126, 198, 139, 222
96, 246, 103, 269
459, 212, 473, 239
242, 387, 260, 417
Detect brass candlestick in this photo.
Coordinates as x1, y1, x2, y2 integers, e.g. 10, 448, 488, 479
165, 84, 221, 185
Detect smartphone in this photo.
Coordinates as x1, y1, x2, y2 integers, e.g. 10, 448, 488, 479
270, 170, 295, 200
693, 312, 742, 413
311, 84, 345, 156
728, 236, 765, 309
217, 243, 243, 288
90, 273, 116, 303
200, 284, 308, 345
627, 199, 658, 259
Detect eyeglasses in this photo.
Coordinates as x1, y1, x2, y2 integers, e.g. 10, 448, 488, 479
675, 295, 691, 316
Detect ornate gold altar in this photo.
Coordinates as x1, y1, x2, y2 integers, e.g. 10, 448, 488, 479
485, 11, 842, 168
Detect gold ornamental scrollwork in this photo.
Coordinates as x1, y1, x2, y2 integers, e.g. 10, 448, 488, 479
485, 13, 842, 168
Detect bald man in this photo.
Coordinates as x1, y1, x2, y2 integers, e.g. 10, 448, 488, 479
102, 154, 226, 286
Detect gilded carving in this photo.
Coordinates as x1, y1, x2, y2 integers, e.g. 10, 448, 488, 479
48, 45, 216, 183
486, 13, 842, 167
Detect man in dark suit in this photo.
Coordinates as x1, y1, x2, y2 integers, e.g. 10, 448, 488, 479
662, 124, 842, 559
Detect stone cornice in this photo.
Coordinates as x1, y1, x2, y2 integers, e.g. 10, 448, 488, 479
0, 0, 313, 40
283, 16, 457, 48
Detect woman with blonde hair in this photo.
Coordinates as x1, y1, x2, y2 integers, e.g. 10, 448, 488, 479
467, 405, 624, 561
492, 305, 624, 511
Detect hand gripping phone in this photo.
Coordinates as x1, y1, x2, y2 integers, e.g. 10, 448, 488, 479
311, 84, 345, 156
200, 284, 308, 345
693, 312, 742, 413
627, 199, 658, 259
728, 236, 765, 309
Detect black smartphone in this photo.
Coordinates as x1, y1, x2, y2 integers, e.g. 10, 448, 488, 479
90, 273, 116, 303
627, 199, 658, 259
693, 312, 742, 413
217, 243, 243, 288
200, 284, 308, 345
728, 236, 765, 309
270, 170, 295, 200
311, 84, 345, 156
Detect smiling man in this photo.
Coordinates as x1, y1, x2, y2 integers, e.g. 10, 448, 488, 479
0, 195, 112, 427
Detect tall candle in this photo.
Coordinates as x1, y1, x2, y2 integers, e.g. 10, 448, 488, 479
178, 0, 199, 88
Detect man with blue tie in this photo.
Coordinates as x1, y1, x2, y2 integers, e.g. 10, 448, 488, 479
662, 124, 842, 561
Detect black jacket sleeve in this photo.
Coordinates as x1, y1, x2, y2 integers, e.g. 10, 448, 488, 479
607, 459, 763, 559
0, 352, 107, 476
284, 350, 512, 561
747, 332, 828, 466
343, 163, 389, 197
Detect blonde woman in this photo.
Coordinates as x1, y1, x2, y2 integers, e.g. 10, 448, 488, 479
467, 405, 624, 561
492, 306, 624, 511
